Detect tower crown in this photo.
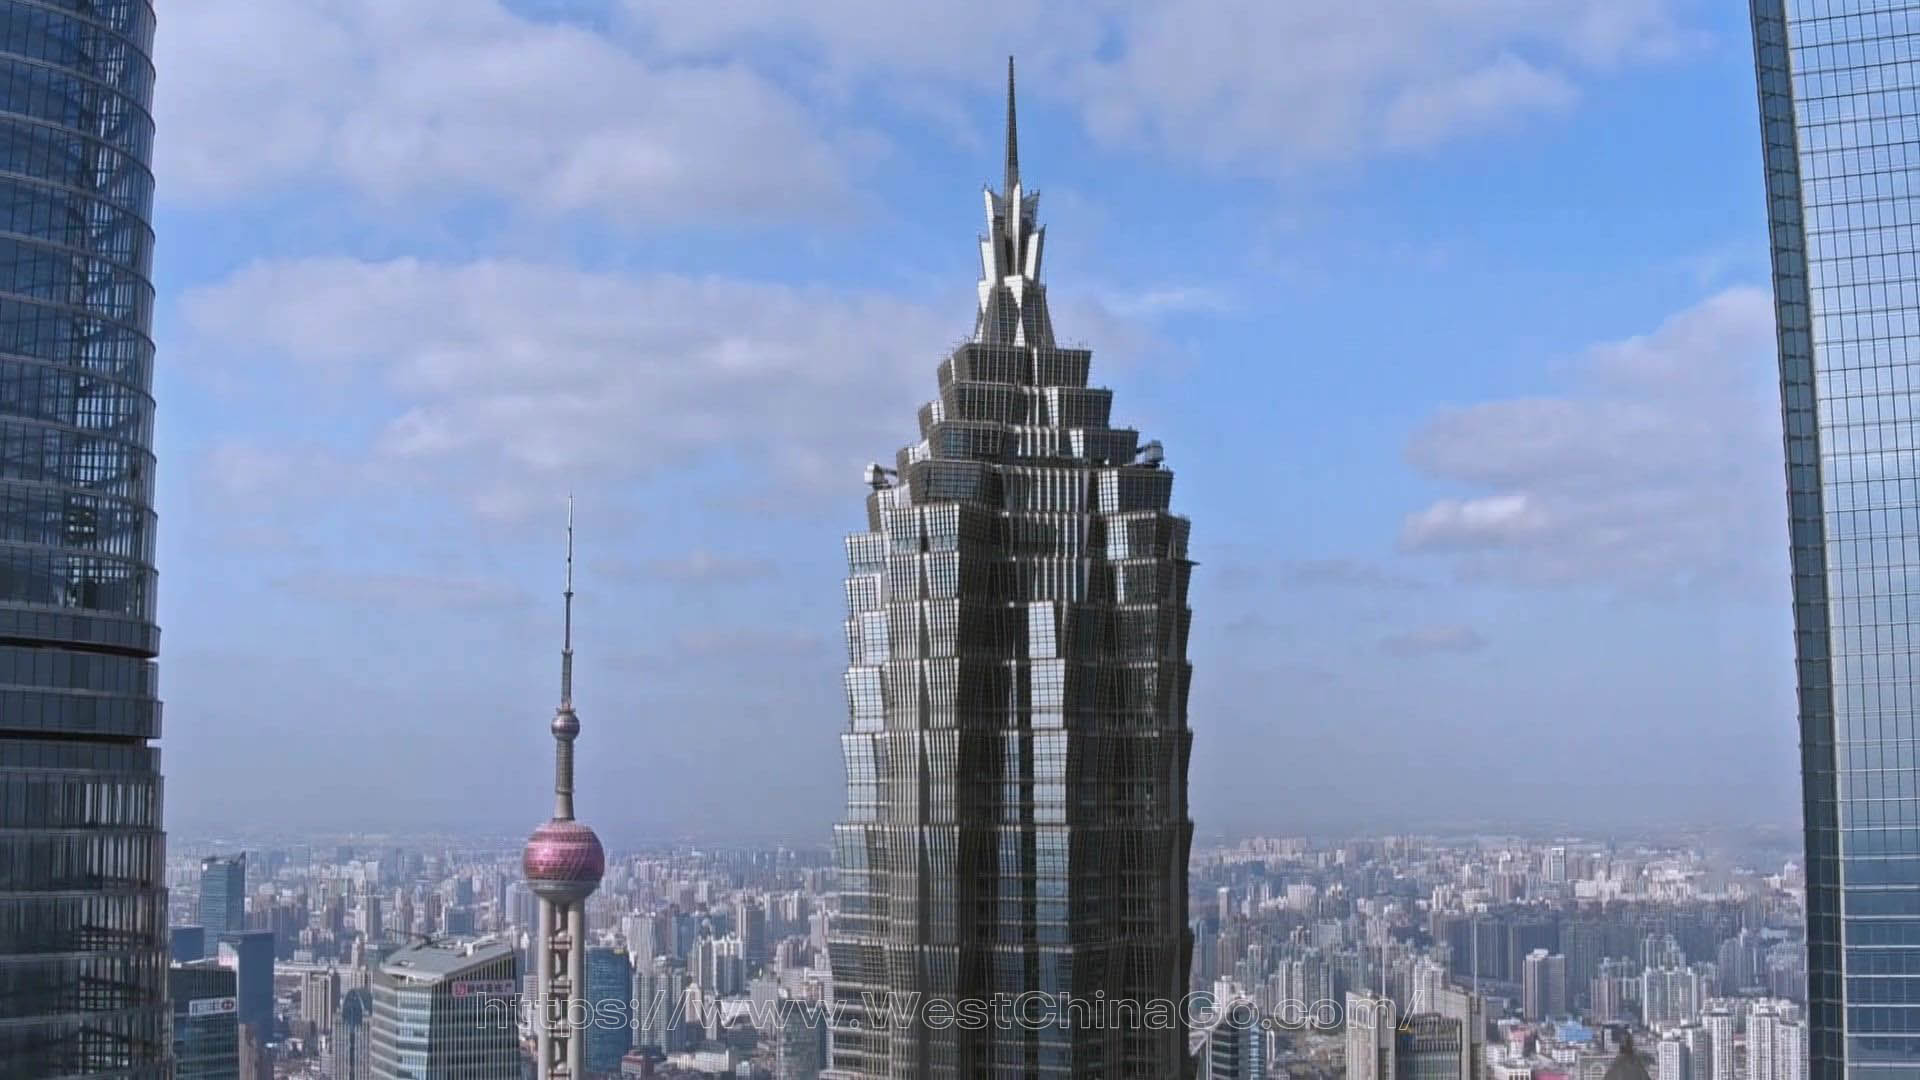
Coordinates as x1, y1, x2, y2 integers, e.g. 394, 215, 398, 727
523, 497, 603, 901
975, 55, 1051, 348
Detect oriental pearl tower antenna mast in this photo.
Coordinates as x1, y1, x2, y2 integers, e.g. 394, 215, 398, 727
523, 498, 605, 1080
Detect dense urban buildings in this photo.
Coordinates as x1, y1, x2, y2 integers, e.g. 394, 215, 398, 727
524, 508, 607, 1080
159, 827, 1808, 1078
1751, 4, 1917, 1078
368, 937, 519, 1079
826, 58, 1196, 1078
0, 0, 167, 1074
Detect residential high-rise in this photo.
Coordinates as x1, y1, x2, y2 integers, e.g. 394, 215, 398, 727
522, 504, 606, 1080
1750, 1000, 1807, 1080
1523, 949, 1567, 1021
1781, 1018, 1808, 1080
1643, 967, 1703, 1029
1705, 1003, 1738, 1080
1431, 985, 1486, 1080
0, 2, 166, 1073
1659, 1034, 1691, 1080
826, 58, 1194, 1079
1545, 847, 1569, 884
1202, 997, 1267, 1080
171, 961, 241, 1080
369, 937, 519, 1079
303, 967, 341, 1036
1680, 1023, 1715, 1080
1751, 3, 1920, 1076
1720, 930, 1764, 996
736, 894, 769, 971
634, 956, 691, 1053
201, 855, 248, 934
360, 893, 385, 945
1347, 991, 1398, 1080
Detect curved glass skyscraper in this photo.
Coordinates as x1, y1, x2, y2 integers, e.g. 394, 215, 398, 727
1754, 2, 1920, 1077
827, 61, 1194, 1079
0, 1, 166, 1075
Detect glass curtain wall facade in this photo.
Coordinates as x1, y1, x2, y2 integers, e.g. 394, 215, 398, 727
168, 963, 239, 1080
0, 0, 165, 1076
1753, 2, 1920, 1077
827, 61, 1194, 1079
369, 940, 520, 1080
586, 946, 633, 1074
197, 855, 245, 935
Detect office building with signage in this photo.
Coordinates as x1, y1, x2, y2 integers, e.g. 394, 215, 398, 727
369, 936, 519, 1079
171, 961, 241, 1080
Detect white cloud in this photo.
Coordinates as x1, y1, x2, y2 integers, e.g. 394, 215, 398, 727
1077, 0, 1679, 167
1381, 54, 1578, 149
1399, 288, 1783, 588
1401, 494, 1553, 549
641, 0, 1685, 169
180, 257, 962, 519
156, 0, 1692, 218
154, 0, 850, 220
628, 0, 1097, 87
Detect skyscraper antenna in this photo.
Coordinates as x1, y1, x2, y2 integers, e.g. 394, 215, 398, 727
1004, 55, 1019, 197
562, 494, 574, 708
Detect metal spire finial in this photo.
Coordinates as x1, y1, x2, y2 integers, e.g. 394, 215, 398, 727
561, 494, 574, 708
1004, 55, 1019, 197
551, 495, 578, 822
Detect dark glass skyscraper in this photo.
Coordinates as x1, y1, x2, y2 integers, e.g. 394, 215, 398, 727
169, 961, 240, 1080
585, 946, 633, 1074
827, 60, 1194, 1079
199, 854, 247, 935
0, 0, 166, 1075
1752, 3, 1920, 1077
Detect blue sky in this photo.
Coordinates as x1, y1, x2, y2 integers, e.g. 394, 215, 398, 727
155, 0, 1796, 840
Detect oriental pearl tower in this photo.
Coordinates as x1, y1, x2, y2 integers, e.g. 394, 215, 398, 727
523, 500, 605, 1080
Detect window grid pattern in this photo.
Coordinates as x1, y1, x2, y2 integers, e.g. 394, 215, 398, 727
829, 166, 1194, 1079
0, 1, 166, 1076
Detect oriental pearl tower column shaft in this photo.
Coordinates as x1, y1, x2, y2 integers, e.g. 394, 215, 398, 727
523, 500, 605, 1080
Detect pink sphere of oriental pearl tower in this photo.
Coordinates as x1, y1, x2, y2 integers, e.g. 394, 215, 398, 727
524, 499, 604, 1080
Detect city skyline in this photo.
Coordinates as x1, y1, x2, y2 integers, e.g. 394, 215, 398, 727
152, 2, 1802, 840
0, 3, 1845, 1079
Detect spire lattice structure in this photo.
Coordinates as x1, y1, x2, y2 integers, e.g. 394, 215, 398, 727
523, 497, 604, 1080
824, 57, 1195, 1079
